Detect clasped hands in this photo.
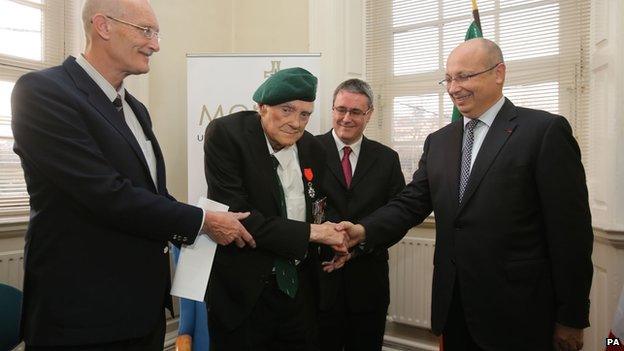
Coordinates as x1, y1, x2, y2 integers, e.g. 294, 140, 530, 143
309, 221, 365, 273
200, 212, 365, 273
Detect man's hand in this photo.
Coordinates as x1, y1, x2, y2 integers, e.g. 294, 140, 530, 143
202, 211, 256, 248
335, 221, 366, 248
322, 252, 351, 273
553, 323, 583, 351
310, 222, 348, 254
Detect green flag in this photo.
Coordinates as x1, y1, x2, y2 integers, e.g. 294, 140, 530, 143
450, 22, 483, 122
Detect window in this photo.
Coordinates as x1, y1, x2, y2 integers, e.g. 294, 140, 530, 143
365, 0, 590, 180
0, 0, 79, 225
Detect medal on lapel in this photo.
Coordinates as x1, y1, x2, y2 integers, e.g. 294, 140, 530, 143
304, 167, 325, 224
304, 168, 315, 199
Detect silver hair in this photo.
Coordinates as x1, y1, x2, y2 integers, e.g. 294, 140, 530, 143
332, 78, 374, 108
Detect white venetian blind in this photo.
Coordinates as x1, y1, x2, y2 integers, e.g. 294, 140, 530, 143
0, 0, 80, 223
365, 0, 590, 180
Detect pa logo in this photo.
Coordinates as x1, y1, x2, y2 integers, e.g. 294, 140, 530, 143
606, 337, 622, 346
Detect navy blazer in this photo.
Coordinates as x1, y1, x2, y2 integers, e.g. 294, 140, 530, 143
360, 99, 593, 350
11, 56, 203, 345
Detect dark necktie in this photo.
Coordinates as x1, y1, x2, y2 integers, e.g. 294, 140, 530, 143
270, 155, 298, 298
113, 94, 124, 115
341, 146, 352, 188
459, 119, 479, 203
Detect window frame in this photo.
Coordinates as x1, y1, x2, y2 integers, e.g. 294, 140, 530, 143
0, 0, 79, 232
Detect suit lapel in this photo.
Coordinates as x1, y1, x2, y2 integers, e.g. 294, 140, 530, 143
125, 92, 165, 193
246, 116, 282, 213
297, 135, 315, 223
320, 131, 348, 190
350, 137, 378, 189
64, 58, 153, 187
458, 99, 518, 213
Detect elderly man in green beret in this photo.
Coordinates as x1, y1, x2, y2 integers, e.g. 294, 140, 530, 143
203, 67, 347, 350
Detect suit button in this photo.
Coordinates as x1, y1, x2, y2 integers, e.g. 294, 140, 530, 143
163, 246, 169, 254
451, 258, 456, 265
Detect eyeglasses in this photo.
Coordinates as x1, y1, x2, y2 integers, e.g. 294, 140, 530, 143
106, 15, 161, 42
438, 62, 502, 87
332, 106, 372, 118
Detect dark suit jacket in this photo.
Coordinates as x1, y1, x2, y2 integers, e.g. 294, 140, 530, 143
359, 99, 593, 350
316, 131, 405, 312
11, 57, 203, 346
203, 111, 326, 331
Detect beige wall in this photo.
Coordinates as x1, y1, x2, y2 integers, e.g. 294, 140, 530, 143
149, 0, 309, 202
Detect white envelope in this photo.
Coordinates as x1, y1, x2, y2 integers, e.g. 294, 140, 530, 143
170, 197, 228, 301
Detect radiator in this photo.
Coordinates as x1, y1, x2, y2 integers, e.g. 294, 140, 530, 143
387, 237, 435, 329
0, 250, 24, 290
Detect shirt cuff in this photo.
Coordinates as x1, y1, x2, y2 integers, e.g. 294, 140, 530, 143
197, 208, 206, 235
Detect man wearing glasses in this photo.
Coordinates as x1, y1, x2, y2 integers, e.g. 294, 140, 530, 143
315, 79, 406, 351
11, 0, 253, 350
338, 38, 593, 351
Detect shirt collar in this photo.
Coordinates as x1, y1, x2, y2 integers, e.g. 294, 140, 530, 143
264, 133, 296, 169
75, 54, 126, 103
463, 96, 505, 128
331, 129, 363, 158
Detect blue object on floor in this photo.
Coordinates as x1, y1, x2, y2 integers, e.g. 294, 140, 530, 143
0, 283, 22, 351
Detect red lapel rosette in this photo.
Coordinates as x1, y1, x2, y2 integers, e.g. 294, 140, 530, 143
303, 168, 313, 182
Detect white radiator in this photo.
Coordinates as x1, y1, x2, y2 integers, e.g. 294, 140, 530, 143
387, 237, 435, 329
0, 250, 24, 290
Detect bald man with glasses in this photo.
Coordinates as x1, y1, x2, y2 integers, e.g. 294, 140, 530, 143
338, 38, 593, 351
11, 0, 253, 349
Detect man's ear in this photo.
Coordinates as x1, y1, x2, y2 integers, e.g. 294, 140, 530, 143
495, 63, 506, 85
91, 14, 112, 41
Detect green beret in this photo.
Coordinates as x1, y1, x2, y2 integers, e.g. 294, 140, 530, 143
253, 67, 318, 105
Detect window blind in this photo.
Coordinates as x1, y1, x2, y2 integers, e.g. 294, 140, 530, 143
365, 0, 590, 181
0, 0, 79, 223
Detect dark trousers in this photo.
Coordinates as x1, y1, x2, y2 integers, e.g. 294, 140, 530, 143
318, 282, 388, 351
209, 268, 319, 351
442, 283, 485, 351
25, 313, 165, 351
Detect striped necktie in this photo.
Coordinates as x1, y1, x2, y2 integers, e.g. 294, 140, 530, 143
459, 119, 479, 203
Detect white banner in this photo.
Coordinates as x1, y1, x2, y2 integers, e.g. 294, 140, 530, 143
186, 54, 322, 204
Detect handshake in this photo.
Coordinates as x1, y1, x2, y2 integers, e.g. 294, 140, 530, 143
309, 221, 366, 273
200, 210, 367, 272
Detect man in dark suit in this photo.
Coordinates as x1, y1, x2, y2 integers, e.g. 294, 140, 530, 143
338, 38, 593, 351
316, 79, 406, 351
10, 0, 253, 349
203, 67, 348, 351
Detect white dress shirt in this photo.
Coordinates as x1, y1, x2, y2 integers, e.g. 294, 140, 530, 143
331, 129, 363, 175
265, 136, 306, 222
462, 96, 506, 170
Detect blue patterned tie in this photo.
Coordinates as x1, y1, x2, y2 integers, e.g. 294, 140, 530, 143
459, 119, 479, 203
